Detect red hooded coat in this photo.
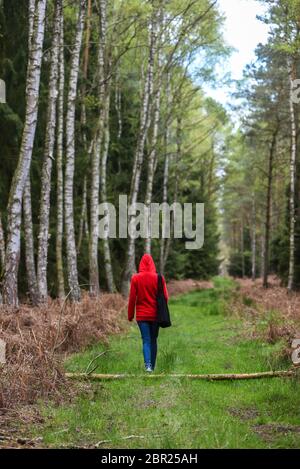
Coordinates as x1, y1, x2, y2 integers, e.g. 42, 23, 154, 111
127, 254, 169, 322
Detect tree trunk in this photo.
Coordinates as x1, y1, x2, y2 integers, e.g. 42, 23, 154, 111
160, 72, 171, 274
287, 58, 297, 293
77, 0, 91, 258
251, 194, 256, 282
78, 139, 93, 255
241, 216, 245, 278
101, 88, 116, 293
115, 69, 122, 141
263, 128, 278, 288
144, 57, 163, 254
64, 0, 86, 302
66, 370, 295, 381
37, 0, 61, 303
162, 115, 181, 273
21, 0, 39, 306
0, 213, 5, 269
77, 175, 88, 255
98, 1, 116, 293
28, 0, 36, 47
23, 177, 38, 305
56, 6, 65, 300
89, 0, 107, 296
80, 0, 92, 140
121, 9, 158, 296
2, 0, 47, 307
0, 212, 5, 304
260, 232, 265, 279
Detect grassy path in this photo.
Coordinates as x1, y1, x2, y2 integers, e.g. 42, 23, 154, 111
34, 278, 300, 448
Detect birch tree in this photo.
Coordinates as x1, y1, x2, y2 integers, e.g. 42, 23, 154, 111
77, 175, 88, 254
101, 87, 116, 292
0, 213, 5, 271
144, 11, 163, 254
121, 7, 158, 295
262, 127, 278, 288
22, 0, 39, 305
89, 0, 107, 296
0, 213, 5, 304
2, 0, 47, 307
159, 72, 172, 274
251, 194, 256, 282
161, 115, 181, 273
56, 5, 65, 299
23, 178, 38, 305
77, 0, 91, 256
287, 57, 297, 292
37, 0, 62, 303
64, 0, 86, 301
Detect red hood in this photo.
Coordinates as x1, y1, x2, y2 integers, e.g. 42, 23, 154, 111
138, 254, 157, 273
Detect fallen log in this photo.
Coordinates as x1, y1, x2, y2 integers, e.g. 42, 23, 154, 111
65, 369, 296, 381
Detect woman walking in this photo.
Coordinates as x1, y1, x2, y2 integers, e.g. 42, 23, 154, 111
128, 254, 169, 372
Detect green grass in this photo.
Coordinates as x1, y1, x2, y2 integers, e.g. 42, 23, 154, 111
32, 277, 300, 449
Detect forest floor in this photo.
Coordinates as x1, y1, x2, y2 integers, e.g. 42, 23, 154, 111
11, 276, 300, 449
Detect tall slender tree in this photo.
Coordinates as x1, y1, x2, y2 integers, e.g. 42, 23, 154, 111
37, 0, 62, 303
56, 4, 65, 299
287, 57, 297, 292
89, 0, 107, 296
2, 0, 47, 307
64, 0, 86, 301
23, 178, 38, 304
121, 6, 158, 295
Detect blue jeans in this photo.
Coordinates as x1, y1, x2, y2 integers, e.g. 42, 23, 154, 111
137, 321, 160, 370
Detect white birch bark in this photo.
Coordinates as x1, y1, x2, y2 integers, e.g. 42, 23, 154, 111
56, 6, 65, 299
0, 213, 5, 270
288, 58, 296, 292
121, 9, 158, 295
101, 88, 116, 292
37, 0, 61, 302
260, 232, 265, 280
144, 47, 163, 254
78, 140, 93, 255
0, 213, 4, 305
2, 0, 47, 307
99, 1, 117, 293
28, 0, 36, 50
23, 177, 38, 305
251, 194, 256, 282
77, 175, 88, 254
241, 216, 245, 278
80, 0, 92, 139
160, 71, 171, 274
21, 0, 39, 305
64, 0, 86, 302
89, 0, 106, 296
162, 115, 181, 272
115, 68, 122, 174
115, 69, 122, 141
145, 4, 165, 253
77, 0, 91, 257
262, 128, 278, 288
